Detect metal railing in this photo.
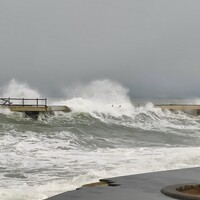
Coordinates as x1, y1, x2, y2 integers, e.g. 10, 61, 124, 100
0, 98, 47, 107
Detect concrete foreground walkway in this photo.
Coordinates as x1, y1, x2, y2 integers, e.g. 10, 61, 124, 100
45, 167, 200, 200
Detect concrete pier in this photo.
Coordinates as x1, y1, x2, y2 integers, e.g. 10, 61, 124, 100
0, 98, 71, 119
45, 167, 200, 200
8, 105, 71, 112
155, 104, 200, 115
7, 105, 71, 119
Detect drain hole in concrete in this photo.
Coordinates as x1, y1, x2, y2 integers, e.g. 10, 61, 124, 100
161, 184, 200, 199
177, 184, 200, 195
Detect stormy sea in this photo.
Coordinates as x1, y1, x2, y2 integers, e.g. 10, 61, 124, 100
1, 79, 200, 200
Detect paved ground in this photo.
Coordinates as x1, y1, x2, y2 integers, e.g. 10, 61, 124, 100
45, 167, 200, 200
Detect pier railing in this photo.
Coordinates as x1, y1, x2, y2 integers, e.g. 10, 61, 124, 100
0, 98, 47, 107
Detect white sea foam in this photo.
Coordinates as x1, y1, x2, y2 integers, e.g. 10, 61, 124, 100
50, 80, 200, 132
54, 80, 134, 116
0, 146, 200, 200
1, 79, 200, 200
0, 107, 11, 115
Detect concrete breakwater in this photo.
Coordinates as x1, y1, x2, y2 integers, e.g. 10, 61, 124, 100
1, 97, 200, 118
155, 104, 200, 115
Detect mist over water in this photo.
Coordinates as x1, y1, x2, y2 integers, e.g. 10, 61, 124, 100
1, 79, 200, 200
1, 79, 41, 98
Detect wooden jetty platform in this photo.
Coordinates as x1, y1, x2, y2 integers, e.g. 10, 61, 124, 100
155, 104, 200, 115
0, 98, 71, 119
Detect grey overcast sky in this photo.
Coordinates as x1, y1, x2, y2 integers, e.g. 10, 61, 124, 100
1, 0, 200, 98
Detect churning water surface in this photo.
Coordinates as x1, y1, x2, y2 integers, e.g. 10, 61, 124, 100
1, 79, 200, 200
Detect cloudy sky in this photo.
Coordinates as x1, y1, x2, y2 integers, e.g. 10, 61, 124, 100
0, 0, 200, 98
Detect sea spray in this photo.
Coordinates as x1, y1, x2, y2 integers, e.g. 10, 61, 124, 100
0, 79, 41, 98
54, 79, 134, 116
0, 79, 200, 200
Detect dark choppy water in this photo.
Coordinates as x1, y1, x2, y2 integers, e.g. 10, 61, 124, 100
1, 102, 200, 200
1, 80, 200, 200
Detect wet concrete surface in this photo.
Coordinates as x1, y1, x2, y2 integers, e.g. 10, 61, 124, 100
45, 167, 200, 200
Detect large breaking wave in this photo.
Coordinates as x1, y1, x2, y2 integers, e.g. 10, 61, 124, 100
1, 79, 200, 199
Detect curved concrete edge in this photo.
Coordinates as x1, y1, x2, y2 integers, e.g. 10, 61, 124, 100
79, 180, 109, 188
77, 179, 120, 190
45, 167, 200, 200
